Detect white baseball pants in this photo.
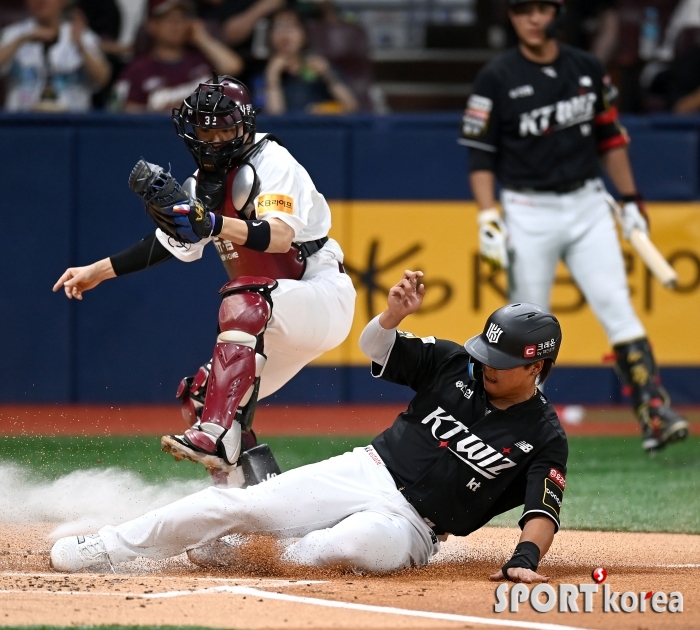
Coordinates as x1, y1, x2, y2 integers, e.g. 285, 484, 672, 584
251, 238, 355, 398
502, 178, 646, 346
99, 446, 439, 572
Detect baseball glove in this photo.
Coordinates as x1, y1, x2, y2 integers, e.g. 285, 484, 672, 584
128, 159, 202, 244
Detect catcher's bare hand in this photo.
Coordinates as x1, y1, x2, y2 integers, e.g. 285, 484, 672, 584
53, 259, 115, 300
379, 270, 425, 329
489, 568, 550, 583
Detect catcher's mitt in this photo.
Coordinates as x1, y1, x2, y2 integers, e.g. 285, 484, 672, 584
128, 159, 202, 244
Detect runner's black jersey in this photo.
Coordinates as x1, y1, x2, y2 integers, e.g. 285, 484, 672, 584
371, 331, 568, 537
459, 43, 627, 190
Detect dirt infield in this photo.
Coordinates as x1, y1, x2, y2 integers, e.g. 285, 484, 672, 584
1, 524, 697, 630
3, 404, 700, 437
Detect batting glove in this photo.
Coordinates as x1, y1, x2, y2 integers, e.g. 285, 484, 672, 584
172, 200, 224, 240
621, 194, 649, 240
478, 208, 509, 271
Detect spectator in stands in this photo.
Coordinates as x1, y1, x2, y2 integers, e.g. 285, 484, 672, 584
114, 0, 242, 113
263, 7, 357, 114
0, 0, 110, 111
564, 0, 619, 67
196, 0, 285, 54
665, 43, 700, 113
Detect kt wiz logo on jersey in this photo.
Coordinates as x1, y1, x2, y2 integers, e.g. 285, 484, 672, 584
422, 407, 517, 480
519, 93, 597, 137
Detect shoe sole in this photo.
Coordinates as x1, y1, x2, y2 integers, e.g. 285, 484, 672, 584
662, 420, 690, 446
161, 435, 235, 473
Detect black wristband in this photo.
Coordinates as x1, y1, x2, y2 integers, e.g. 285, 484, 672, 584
110, 233, 173, 276
621, 193, 642, 203
244, 219, 271, 252
212, 213, 224, 236
501, 541, 541, 581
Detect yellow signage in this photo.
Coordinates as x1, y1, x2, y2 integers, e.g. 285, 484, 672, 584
316, 201, 700, 367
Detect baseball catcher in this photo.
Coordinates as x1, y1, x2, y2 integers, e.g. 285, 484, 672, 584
51, 270, 567, 584
53, 76, 356, 485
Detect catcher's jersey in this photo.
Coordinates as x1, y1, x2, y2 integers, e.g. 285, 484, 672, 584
459, 43, 627, 190
155, 133, 331, 262
371, 332, 568, 537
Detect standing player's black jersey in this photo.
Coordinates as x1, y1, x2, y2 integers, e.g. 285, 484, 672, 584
459, 43, 627, 190
371, 331, 568, 537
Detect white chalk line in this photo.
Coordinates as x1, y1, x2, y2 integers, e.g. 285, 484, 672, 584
0, 584, 595, 630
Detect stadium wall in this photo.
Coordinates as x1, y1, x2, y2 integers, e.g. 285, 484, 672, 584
2, 112, 700, 405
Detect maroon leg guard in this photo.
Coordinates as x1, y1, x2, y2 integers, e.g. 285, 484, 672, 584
163, 277, 276, 470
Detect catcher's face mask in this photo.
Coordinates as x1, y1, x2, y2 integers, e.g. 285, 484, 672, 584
173, 77, 257, 172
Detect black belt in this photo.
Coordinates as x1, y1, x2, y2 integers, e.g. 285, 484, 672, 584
505, 179, 588, 195
297, 237, 328, 259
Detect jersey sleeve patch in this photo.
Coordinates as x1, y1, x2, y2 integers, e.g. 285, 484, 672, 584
548, 467, 566, 490
543, 478, 563, 517
461, 94, 493, 138
257, 193, 294, 215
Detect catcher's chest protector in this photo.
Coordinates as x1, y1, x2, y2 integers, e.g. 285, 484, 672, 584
201, 161, 307, 282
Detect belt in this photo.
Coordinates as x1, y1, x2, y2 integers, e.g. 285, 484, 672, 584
297, 236, 328, 259
505, 179, 588, 195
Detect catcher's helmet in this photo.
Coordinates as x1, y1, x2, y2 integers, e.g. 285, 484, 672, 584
173, 75, 257, 172
464, 303, 562, 370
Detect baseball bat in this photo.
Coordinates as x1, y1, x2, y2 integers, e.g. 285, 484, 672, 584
605, 193, 678, 289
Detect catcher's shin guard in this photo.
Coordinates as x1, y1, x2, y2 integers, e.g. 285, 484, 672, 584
614, 338, 689, 451
162, 277, 277, 469
176, 360, 211, 426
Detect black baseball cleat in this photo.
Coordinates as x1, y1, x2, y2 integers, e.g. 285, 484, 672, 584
639, 399, 689, 453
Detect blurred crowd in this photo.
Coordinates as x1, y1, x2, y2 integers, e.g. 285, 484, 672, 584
4, 0, 700, 115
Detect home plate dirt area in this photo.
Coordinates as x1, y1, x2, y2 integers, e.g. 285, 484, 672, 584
0, 525, 697, 630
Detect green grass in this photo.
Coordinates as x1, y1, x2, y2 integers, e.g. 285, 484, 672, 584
1, 435, 698, 534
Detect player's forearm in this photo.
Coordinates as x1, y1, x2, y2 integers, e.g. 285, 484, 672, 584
93, 257, 118, 281
359, 315, 396, 365
218, 216, 294, 253
601, 146, 637, 197
519, 516, 556, 558
470, 170, 498, 211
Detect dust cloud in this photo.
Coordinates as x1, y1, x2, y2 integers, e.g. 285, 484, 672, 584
0, 463, 207, 539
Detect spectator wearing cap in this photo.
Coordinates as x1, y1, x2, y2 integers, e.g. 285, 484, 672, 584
263, 7, 357, 114
114, 0, 242, 112
0, 0, 111, 111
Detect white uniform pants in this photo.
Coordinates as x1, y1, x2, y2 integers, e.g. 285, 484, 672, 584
255, 238, 356, 398
502, 179, 646, 346
99, 447, 439, 572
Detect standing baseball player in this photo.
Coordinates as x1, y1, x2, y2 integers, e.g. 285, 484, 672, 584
51, 270, 568, 584
53, 76, 356, 484
459, 0, 689, 453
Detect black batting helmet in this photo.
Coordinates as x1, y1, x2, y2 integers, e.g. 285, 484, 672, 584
464, 303, 562, 370
173, 75, 257, 172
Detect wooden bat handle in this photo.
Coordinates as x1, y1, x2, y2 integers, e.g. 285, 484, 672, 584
630, 229, 678, 289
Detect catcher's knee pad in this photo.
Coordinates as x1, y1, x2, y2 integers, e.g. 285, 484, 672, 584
197, 277, 277, 463
218, 276, 277, 337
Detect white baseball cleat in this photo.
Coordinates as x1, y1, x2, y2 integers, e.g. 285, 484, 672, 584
50, 534, 112, 573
